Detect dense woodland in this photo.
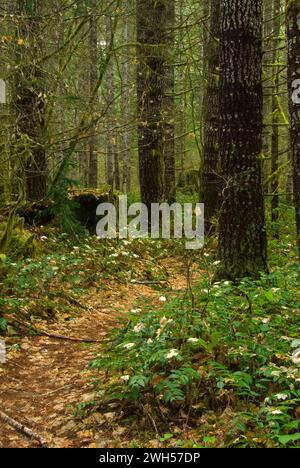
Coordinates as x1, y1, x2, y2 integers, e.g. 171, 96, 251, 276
0, 0, 299, 449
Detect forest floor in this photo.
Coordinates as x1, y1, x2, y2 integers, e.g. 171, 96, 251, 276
0, 254, 199, 448
0, 214, 299, 448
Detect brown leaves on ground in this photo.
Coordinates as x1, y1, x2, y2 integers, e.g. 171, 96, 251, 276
0, 256, 194, 448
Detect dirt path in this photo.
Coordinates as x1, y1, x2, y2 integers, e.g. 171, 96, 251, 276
0, 258, 197, 448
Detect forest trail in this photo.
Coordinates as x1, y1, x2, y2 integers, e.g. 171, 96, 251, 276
0, 257, 199, 448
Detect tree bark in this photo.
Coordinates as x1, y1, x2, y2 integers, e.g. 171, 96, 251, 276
121, 0, 133, 193
162, 0, 175, 204
14, 0, 47, 201
105, 14, 119, 189
218, 0, 268, 279
270, 0, 281, 235
286, 0, 300, 258
88, 0, 99, 188
136, 0, 167, 207
201, 0, 221, 234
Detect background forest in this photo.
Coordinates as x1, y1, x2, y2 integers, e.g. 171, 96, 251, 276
0, 0, 299, 449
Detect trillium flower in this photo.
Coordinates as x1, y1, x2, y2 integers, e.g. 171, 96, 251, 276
292, 348, 300, 364
120, 375, 130, 383
166, 349, 179, 360
131, 308, 142, 314
188, 338, 198, 343
123, 343, 135, 350
275, 393, 288, 401
270, 409, 283, 415
160, 317, 173, 327
133, 323, 145, 333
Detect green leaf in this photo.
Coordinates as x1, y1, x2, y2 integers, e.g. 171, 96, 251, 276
277, 433, 300, 445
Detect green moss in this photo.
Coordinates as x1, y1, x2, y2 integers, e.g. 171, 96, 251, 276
0, 217, 37, 260
286, 0, 300, 16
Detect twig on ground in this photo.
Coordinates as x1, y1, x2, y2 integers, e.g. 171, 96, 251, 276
0, 409, 48, 447
13, 318, 101, 343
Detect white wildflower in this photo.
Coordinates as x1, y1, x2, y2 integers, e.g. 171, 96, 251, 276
270, 409, 283, 415
166, 349, 179, 360
213, 260, 221, 266
133, 323, 145, 333
123, 343, 135, 350
147, 338, 153, 344
292, 348, 300, 364
120, 375, 130, 383
131, 308, 142, 314
275, 393, 288, 401
204, 253, 210, 257
110, 253, 119, 258
188, 338, 198, 344
160, 317, 173, 327
159, 296, 167, 302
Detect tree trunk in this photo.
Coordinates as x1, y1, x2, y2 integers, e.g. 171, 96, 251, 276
162, 0, 175, 204
105, 14, 118, 188
88, 0, 99, 188
286, 0, 300, 258
136, 0, 166, 207
121, 0, 133, 193
218, 0, 268, 279
201, 0, 220, 234
270, 0, 281, 235
14, 0, 47, 201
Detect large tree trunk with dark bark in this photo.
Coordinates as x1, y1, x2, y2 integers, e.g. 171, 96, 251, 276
286, 0, 300, 258
162, 0, 175, 204
201, 0, 221, 234
218, 0, 268, 279
14, 0, 47, 201
136, 0, 173, 207
88, 0, 99, 188
270, 0, 281, 235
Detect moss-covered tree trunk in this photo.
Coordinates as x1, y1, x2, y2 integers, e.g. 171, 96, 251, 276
88, 0, 99, 188
162, 0, 175, 204
270, 0, 281, 235
136, 0, 167, 207
14, 0, 47, 201
286, 0, 300, 258
201, 0, 221, 234
218, 0, 268, 279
